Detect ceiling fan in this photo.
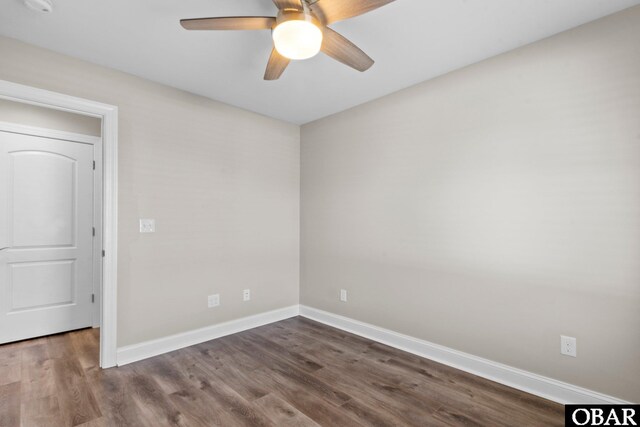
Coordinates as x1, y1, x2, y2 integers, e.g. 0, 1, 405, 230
180, 0, 396, 80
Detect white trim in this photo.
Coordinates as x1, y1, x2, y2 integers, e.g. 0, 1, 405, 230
91, 134, 103, 328
117, 305, 300, 366
0, 80, 119, 368
299, 305, 631, 405
0, 121, 103, 329
0, 121, 100, 145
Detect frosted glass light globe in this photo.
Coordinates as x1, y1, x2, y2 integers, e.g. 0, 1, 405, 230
272, 19, 323, 60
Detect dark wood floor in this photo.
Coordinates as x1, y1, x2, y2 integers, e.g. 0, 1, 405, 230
0, 316, 563, 426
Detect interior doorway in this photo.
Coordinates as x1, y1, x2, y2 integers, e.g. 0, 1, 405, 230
0, 80, 118, 368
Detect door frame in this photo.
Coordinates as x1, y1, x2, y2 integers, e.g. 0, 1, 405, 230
0, 80, 118, 368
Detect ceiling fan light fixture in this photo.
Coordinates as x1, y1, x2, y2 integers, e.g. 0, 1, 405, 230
23, 0, 53, 13
272, 18, 323, 60
180, 0, 394, 79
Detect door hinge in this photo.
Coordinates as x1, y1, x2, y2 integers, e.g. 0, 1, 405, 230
102, 249, 105, 257
92, 227, 95, 237
91, 294, 95, 303
93, 160, 96, 170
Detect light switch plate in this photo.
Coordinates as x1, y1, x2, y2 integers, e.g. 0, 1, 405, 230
139, 219, 155, 233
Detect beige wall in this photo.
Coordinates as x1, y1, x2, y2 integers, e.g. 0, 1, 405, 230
301, 7, 640, 402
0, 98, 101, 136
0, 36, 300, 347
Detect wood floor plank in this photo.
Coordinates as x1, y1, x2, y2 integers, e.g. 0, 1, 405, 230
20, 341, 55, 404
249, 367, 366, 427
172, 361, 274, 427
322, 350, 448, 410
0, 344, 21, 370
288, 317, 375, 350
339, 398, 419, 427
145, 350, 275, 427
0, 382, 21, 427
20, 395, 65, 427
69, 329, 100, 372
168, 388, 241, 427
133, 355, 192, 395
20, 360, 56, 403
0, 320, 564, 426
314, 364, 446, 426
253, 393, 320, 427
0, 364, 21, 388
85, 367, 156, 427
123, 369, 189, 426
434, 402, 529, 427
76, 416, 108, 426
186, 338, 264, 373
47, 333, 77, 360
263, 325, 366, 373
51, 357, 102, 426
226, 334, 352, 407
209, 361, 270, 401
242, 329, 325, 372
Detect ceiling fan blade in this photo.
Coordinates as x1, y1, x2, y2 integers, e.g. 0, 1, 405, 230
321, 27, 374, 72
264, 48, 291, 80
180, 17, 276, 31
310, 0, 395, 24
272, 0, 303, 11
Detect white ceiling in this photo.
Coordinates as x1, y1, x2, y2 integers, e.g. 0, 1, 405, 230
1, 0, 638, 124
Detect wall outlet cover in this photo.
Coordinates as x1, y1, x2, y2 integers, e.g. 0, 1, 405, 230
340, 289, 347, 302
243, 289, 251, 302
207, 294, 220, 308
139, 218, 156, 233
561, 335, 577, 357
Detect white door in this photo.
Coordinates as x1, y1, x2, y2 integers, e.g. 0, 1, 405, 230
0, 130, 94, 343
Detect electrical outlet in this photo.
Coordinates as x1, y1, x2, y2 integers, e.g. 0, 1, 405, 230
207, 294, 220, 308
340, 289, 347, 302
139, 218, 155, 233
243, 289, 251, 302
561, 335, 577, 357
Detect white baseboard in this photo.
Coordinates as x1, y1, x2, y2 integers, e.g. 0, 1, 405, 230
299, 305, 630, 405
115, 303, 630, 405
116, 305, 300, 366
